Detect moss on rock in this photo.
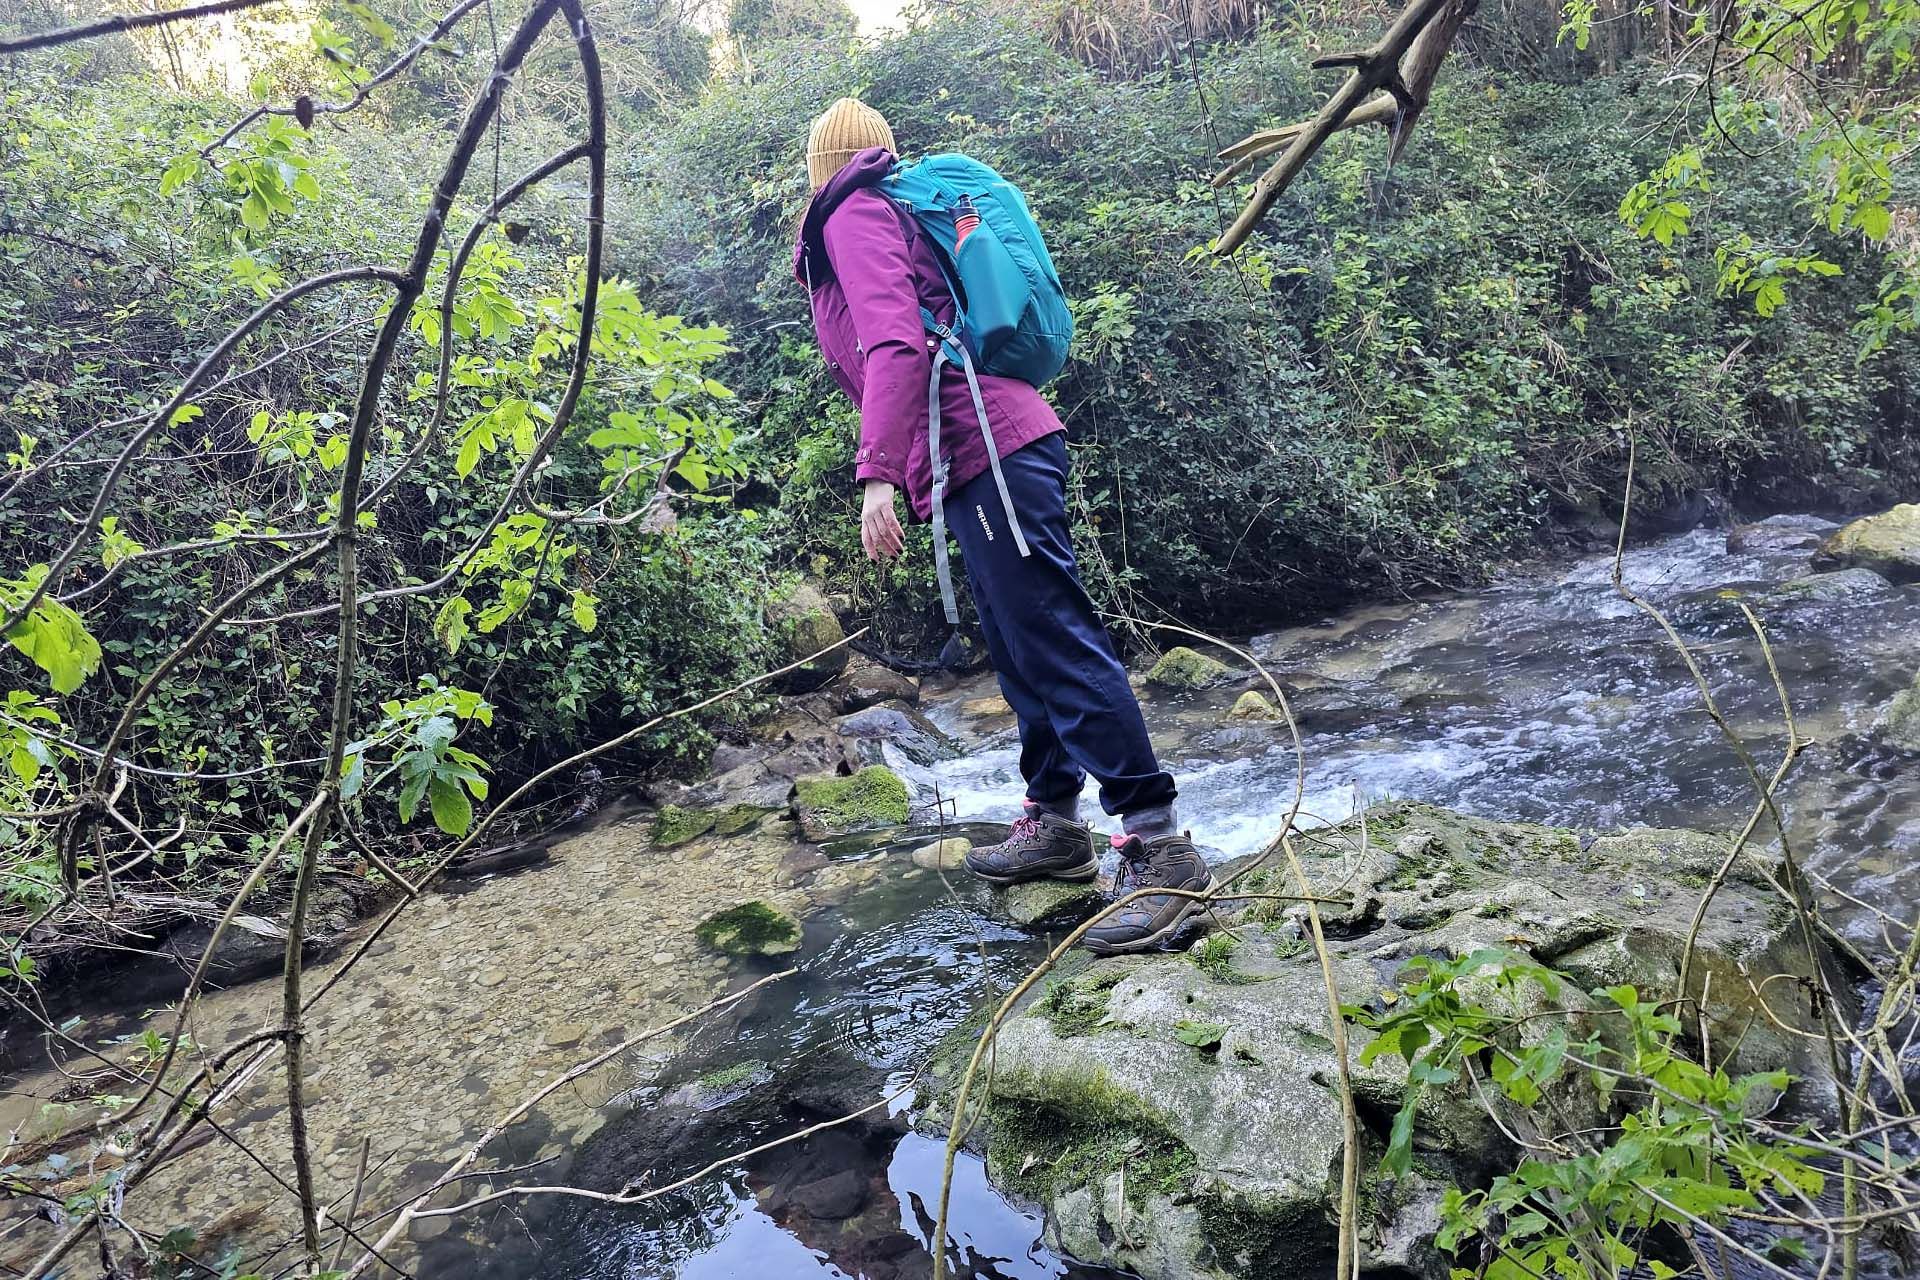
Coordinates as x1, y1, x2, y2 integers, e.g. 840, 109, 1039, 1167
1144, 645, 1234, 690
694, 900, 802, 956
711, 803, 773, 837
790, 765, 910, 840
998, 876, 1105, 929
1225, 690, 1284, 721
652, 804, 716, 849
765, 579, 848, 693
1811, 502, 1920, 583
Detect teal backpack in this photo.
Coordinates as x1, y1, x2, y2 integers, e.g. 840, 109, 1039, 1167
881, 154, 1074, 623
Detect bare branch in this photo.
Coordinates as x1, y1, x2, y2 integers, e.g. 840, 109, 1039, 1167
0, 0, 280, 55
1214, 0, 1472, 254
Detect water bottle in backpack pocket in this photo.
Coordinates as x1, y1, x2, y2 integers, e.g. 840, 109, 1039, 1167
882, 154, 1073, 386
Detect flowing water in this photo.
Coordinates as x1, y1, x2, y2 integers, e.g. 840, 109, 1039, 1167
4, 516, 1917, 1278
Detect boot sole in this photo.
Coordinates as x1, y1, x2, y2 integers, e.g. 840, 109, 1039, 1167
1082, 878, 1212, 955
967, 855, 1099, 887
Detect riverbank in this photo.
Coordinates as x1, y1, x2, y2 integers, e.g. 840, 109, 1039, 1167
3, 508, 1917, 1278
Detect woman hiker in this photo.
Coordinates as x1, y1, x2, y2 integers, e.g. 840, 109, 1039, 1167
792, 96, 1211, 955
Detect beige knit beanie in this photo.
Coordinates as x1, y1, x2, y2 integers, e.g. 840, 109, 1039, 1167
806, 98, 896, 189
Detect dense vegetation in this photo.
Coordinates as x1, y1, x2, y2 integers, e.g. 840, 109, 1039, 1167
630, 11, 1917, 646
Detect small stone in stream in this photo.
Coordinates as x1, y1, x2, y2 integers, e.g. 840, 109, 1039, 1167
959, 693, 1012, 719
1811, 502, 1920, 583
790, 765, 910, 840
710, 804, 772, 837
1769, 567, 1895, 606
1143, 645, 1234, 690
445, 843, 549, 877
1225, 690, 1284, 722
1726, 514, 1834, 556
695, 900, 803, 957
543, 1023, 588, 1049
1879, 669, 1920, 753
911, 837, 972, 871
475, 969, 508, 988
652, 804, 716, 849
776, 844, 829, 886
999, 877, 1107, 930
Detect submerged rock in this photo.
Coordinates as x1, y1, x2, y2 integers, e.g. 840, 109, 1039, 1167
766, 580, 849, 693
694, 900, 802, 957
790, 765, 911, 841
1811, 503, 1920, 583
910, 837, 972, 871
959, 693, 1013, 719
951, 802, 1853, 1280
651, 804, 717, 849
1768, 567, 1896, 606
1144, 646, 1235, 691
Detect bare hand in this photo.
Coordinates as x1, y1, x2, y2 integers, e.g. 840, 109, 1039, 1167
861, 481, 905, 561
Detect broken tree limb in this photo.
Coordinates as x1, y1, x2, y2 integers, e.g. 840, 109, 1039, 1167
1213, 0, 1476, 252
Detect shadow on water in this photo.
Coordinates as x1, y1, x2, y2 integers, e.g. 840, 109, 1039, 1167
432, 861, 1136, 1280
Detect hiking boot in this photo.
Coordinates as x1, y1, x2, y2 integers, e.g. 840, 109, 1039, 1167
1084, 832, 1212, 955
965, 803, 1097, 886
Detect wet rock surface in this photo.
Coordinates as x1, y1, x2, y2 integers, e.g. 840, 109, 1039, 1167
790, 764, 912, 840
1812, 502, 1920, 582
765, 579, 849, 692
1144, 645, 1236, 691
956, 802, 1854, 1280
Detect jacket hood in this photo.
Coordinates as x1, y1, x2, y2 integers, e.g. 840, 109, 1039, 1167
792, 146, 896, 285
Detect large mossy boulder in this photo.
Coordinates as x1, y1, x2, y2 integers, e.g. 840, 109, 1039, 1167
950, 802, 1853, 1280
790, 765, 910, 841
1811, 503, 1920, 583
1144, 646, 1234, 691
765, 580, 849, 693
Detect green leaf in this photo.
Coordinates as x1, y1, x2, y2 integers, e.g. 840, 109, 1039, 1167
570, 588, 598, 633
427, 775, 473, 835
1385, 1093, 1417, 1177
1172, 1019, 1225, 1050
3, 572, 103, 694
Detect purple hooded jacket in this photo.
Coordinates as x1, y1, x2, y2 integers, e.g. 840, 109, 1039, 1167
793, 147, 1064, 523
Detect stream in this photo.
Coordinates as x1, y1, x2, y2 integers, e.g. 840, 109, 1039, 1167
3, 514, 1917, 1279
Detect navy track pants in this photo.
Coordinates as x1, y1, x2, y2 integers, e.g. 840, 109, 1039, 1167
944, 432, 1177, 818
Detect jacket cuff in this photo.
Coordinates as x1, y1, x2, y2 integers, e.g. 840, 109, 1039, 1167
854, 444, 907, 489
855, 460, 908, 489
